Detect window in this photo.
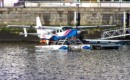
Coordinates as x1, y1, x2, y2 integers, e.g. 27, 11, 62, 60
60, 29, 63, 32
62, 27, 73, 31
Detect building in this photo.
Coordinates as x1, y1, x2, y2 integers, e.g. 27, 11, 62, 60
2, 0, 130, 7
3, 0, 19, 7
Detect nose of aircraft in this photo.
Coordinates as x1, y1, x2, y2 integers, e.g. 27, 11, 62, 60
77, 30, 81, 34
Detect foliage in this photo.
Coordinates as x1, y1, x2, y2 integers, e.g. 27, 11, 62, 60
0, 27, 36, 34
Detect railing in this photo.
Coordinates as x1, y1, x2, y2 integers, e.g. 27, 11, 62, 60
101, 28, 130, 39
1, 1, 130, 8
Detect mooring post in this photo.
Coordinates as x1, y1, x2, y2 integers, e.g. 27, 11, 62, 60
74, 11, 77, 28
123, 11, 129, 35
126, 12, 129, 28
123, 11, 126, 35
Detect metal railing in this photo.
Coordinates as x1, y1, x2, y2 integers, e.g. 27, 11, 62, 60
101, 28, 130, 39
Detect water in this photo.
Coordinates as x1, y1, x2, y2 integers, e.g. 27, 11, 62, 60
0, 42, 130, 80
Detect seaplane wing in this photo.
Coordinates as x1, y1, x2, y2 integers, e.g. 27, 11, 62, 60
75, 25, 117, 29
19, 32, 39, 37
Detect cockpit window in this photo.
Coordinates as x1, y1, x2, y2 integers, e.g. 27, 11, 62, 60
56, 30, 59, 33
62, 27, 73, 31
60, 29, 62, 32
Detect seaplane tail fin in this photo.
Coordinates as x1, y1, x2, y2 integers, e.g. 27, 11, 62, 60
36, 16, 42, 28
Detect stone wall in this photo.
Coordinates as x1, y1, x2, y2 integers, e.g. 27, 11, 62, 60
0, 7, 129, 26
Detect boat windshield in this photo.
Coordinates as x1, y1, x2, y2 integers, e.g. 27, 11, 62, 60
62, 27, 73, 31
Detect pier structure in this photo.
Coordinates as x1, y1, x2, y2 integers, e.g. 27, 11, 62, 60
101, 28, 130, 39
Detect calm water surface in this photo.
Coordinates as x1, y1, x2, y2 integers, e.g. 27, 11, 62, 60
0, 42, 130, 80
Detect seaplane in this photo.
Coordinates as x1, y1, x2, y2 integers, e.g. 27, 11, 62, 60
7, 17, 81, 44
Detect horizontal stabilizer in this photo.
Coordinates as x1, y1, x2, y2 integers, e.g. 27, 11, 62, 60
19, 32, 39, 36
6, 25, 33, 28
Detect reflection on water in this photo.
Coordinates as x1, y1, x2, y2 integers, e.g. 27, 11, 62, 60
0, 42, 130, 80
